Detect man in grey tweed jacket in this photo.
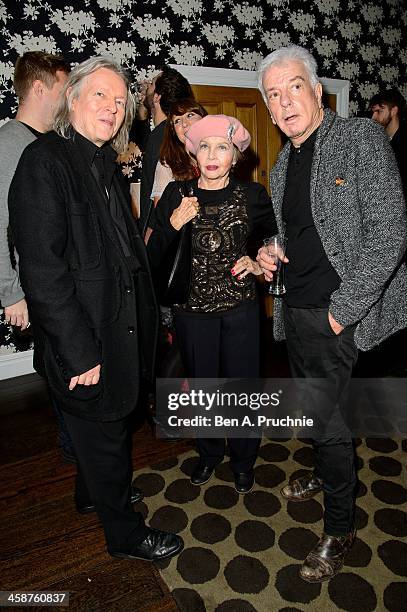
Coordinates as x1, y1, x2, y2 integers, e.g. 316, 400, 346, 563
257, 46, 406, 583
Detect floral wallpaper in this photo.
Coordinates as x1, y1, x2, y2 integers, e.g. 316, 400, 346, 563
0, 0, 406, 121
0, 0, 406, 354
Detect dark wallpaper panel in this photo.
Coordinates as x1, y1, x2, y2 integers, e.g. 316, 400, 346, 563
0, 0, 406, 121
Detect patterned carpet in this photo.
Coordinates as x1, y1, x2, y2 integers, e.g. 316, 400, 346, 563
132, 437, 407, 612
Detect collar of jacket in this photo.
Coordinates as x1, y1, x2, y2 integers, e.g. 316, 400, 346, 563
270, 108, 337, 234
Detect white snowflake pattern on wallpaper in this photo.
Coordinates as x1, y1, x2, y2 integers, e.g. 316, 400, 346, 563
288, 11, 316, 33
359, 44, 381, 63
132, 15, 171, 40
265, 0, 288, 7
336, 60, 360, 81
171, 43, 204, 65
7, 33, 59, 55
232, 3, 264, 27
213, 0, 226, 12
109, 12, 123, 28
381, 27, 402, 47
261, 30, 291, 51
337, 19, 361, 41
0, 0, 8, 23
95, 39, 137, 64
167, 0, 203, 18
96, 0, 133, 11
202, 23, 234, 47
314, 37, 338, 59
22, 0, 46, 21
0, 60, 13, 103
360, 4, 384, 23
0, 60, 14, 83
348, 100, 359, 116
0, 344, 19, 356
380, 65, 400, 83
234, 49, 263, 71
54, 7, 96, 36
358, 82, 381, 102
314, 0, 340, 16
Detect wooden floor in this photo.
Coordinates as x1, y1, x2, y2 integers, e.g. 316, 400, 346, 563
0, 320, 405, 611
0, 373, 193, 612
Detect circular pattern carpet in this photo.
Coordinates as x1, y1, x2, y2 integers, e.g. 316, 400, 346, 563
133, 438, 406, 611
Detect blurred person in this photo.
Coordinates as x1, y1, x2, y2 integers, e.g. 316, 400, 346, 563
139, 66, 193, 235
0, 51, 69, 331
369, 88, 406, 194
145, 97, 207, 241
0, 51, 75, 462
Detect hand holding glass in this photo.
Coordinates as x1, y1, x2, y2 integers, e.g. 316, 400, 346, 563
263, 234, 287, 296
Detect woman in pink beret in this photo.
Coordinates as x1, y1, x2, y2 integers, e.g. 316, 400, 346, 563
148, 114, 277, 493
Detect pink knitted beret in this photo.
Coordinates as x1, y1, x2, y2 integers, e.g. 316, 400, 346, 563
185, 114, 251, 154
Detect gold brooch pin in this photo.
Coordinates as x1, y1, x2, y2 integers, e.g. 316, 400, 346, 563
335, 177, 346, 186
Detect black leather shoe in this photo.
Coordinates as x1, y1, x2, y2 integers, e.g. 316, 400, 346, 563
300, 529, 356, 582
109, 527, 184, 562
190, 464, 215, 485
281, 471, 323, 502
234, 471, 255, 494
75, 483, 144, 515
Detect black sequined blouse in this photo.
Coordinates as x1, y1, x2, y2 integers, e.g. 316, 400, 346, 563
148, 176, 277, 314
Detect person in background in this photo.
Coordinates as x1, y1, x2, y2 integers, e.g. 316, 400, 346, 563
9, 56, 183, 562
139, 66, 193, 236
369, 88, 406, 195
257, 45, 407, 583
0, 51, 69, 331
0, 51, 75, 462
148, 115, 277, 494
145, 97, 207, 242
117, 81, 152, 219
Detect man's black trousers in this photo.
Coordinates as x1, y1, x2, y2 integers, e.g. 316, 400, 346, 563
63, 411, 149, 553
283, 304, 358, 536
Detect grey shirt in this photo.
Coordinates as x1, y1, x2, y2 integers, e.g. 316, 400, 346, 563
0, 120, 36, 307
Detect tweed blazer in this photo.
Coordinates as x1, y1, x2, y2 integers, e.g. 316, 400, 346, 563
271, 109, 407, 351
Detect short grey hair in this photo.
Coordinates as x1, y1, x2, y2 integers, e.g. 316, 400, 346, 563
53, 56, 135, 154
258, 45, 319, 103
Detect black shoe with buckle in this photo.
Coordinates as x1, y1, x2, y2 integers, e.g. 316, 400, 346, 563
109, 527, 184, 562
300, 529, 356, 583
190, 464, 215, 486
234, 470, 255, 494
281, 471, 323, 502
75, 482, 144, 515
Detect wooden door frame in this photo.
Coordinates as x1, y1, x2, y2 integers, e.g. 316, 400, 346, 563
170, 65, 349, 118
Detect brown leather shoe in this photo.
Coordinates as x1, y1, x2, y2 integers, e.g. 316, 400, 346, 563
280, 471, 323, 502
299, 530, 356, 583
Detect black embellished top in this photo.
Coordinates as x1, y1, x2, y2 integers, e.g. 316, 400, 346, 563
147, 177, 277, 314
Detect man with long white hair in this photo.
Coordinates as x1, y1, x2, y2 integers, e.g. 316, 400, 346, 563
9, 56, 183, 562
257, 45, 406, 582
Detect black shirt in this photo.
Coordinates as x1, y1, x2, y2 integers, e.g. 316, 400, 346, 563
139, 120, 166, 235
73, 130, 132, 258
19, 121, 42, 138
282, 129, 340, 307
